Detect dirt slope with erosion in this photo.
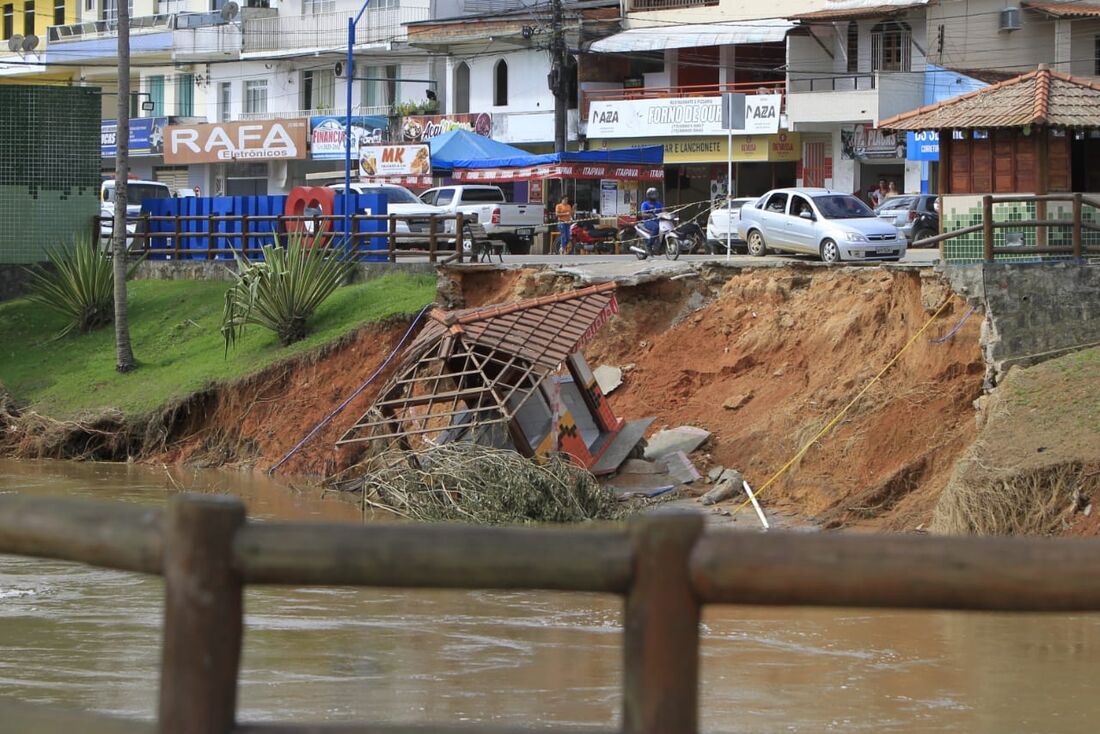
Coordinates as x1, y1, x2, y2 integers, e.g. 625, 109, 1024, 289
454, 265, 985, 530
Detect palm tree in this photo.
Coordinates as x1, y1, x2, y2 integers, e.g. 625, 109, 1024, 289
111, 0, 136, 372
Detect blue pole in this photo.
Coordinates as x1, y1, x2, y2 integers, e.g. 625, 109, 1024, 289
343, 16, 355, 250
344, 0, 373, 252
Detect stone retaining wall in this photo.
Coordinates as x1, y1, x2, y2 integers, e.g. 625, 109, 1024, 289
943, 261, 1100, 383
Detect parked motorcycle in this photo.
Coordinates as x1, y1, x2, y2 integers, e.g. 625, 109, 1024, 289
629, 212, 682, 261
569, 212, 618, 254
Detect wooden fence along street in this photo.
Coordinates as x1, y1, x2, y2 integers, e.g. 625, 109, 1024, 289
4, 493, 1100, 733
94, 212, 471, 264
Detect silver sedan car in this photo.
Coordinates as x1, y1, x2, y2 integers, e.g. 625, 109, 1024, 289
738, 188, 906, 263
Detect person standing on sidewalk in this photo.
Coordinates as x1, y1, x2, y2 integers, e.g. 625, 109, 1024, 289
555, 196, 573, 255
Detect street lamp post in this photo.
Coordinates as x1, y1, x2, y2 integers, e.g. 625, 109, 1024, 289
343, 0, 373, 248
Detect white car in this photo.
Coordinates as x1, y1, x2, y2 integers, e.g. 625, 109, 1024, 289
328, 183, 452, 238
705, 197, 755, 254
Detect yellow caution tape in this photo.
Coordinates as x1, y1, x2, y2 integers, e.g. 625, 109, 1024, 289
729, 297, 956, 518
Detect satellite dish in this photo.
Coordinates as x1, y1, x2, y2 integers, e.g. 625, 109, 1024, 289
221, 1, 239, 21
22, 35, 39, 52
7, 34, 24, 53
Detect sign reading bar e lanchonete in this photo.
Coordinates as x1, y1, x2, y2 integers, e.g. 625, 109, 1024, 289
359, 144, 432, 178
164, 120, 309, 164
587, 95, 781, 138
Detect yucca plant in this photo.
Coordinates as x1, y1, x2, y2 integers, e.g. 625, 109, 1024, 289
25, 239, 140, 338
221, 232, 353, 352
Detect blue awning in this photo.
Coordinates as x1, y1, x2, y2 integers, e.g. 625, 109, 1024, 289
440, 141, 664, 169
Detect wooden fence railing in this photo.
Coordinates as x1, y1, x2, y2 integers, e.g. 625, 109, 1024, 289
5, 493, 1100, 733
94, 212, 473, 264
917, 193, 1100, 261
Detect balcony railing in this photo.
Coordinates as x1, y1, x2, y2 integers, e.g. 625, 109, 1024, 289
48, 13, 173, 42
581, 80, 785, 117
789, 73, 878, 93
237, 105, 390, 121
628, 0, 719, 10
242, 3, 429, 54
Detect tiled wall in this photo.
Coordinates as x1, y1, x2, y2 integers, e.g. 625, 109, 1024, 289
0, 86, 101, 264
940, 194, 1100, 264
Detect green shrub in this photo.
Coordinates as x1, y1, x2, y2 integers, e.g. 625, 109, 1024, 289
25, 239, 138, 338
221, 233, 353, 351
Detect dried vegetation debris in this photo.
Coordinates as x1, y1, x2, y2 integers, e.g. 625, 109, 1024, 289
331, 443, 632, 524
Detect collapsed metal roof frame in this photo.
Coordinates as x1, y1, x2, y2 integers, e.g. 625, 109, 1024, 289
337, 282, 620, 454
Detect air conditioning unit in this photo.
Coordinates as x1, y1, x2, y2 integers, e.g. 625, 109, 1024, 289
1000, 7, 1022, 31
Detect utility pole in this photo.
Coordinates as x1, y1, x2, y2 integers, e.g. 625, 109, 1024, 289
550, 0, 567, 153
112, 0, 136, 373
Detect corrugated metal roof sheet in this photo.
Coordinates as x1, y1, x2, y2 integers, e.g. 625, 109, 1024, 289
588, 20, 794, 53
880, 66, 1100, 130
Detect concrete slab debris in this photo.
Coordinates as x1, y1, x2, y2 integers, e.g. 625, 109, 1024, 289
644, 426, 711, 461
707, 465, 726, 482
619, 458, 666, 475
700, 469, 744, 506
665, 450, 701, 485
594, 365, 624, 395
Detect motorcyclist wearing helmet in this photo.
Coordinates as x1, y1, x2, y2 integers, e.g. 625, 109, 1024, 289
639, 187, 664, 247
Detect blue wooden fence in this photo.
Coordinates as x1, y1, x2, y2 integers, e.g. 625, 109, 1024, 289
140, 194, 388, 260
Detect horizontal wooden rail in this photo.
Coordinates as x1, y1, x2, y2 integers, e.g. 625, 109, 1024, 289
235, 522, 633, 593
11, 494, 1100, 734
0, 495, 162, 574
691, 531, 1100, 612
235, 724, 615, 734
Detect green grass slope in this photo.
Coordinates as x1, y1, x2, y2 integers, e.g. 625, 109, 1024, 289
0, 273, 435, 419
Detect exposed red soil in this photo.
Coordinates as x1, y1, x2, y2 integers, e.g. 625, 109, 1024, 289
150, 320, 412, 478
581, 268, 985, 530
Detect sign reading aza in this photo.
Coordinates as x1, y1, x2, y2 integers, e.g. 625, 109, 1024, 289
588, 95, 781, 138
164, 120, 309, 164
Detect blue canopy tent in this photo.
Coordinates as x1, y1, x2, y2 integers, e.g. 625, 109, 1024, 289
429, 130, 535, 172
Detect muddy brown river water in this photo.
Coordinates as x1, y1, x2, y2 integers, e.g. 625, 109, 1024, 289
2, 459, 1099, 732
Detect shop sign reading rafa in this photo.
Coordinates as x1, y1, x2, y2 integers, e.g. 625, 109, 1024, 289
400, 113, 492, 142
164, 120, 308, 164
359, 144, 431, 178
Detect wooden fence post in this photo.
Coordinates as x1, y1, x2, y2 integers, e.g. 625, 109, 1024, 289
241, 214, 250, 257
173, 215, 182, 261
622, 510, 703, 734
388, 215, 397, 263
1072, 192, 1083, 260
428, 214, 438, 263
455, 212, 465, 263
207, 212, 216, 260
158, 494, 246, 734
982, 195, 994, 263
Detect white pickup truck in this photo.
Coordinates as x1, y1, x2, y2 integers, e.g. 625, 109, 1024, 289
100, 178, 172, 246
420, 185, 545, 254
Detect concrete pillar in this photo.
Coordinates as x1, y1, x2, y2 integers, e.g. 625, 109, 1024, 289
1054, 19, 1072, 73
719, 45, 736, 88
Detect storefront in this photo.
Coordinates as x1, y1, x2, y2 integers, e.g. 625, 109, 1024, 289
591, 132, 800, 219
585, 94, 796, 218
163, 119, 310, 197
101, 117, 206, 194
838, 124, 916, 204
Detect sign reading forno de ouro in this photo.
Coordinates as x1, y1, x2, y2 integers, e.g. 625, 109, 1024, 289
164, 120, 309, 164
